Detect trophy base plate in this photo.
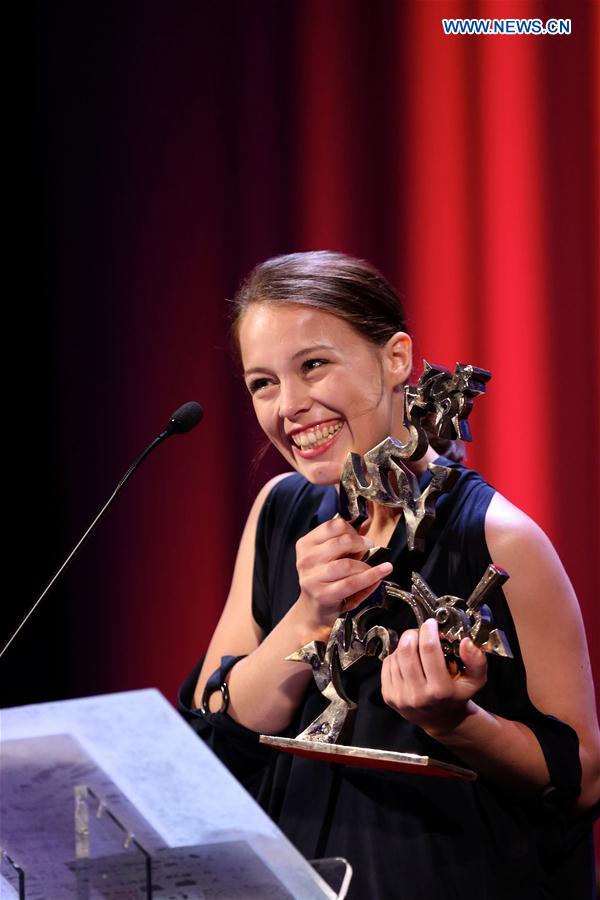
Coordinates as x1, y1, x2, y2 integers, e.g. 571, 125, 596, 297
259, 735, 477, 780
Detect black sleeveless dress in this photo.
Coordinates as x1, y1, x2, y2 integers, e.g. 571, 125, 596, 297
179, 460, 595, 899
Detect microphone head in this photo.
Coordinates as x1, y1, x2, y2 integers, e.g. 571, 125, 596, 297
167, 401, 204, 435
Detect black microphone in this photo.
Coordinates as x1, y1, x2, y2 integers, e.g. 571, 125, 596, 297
136, 401, 204, 466
163, 400, 204, 436
0, 401, 204, 660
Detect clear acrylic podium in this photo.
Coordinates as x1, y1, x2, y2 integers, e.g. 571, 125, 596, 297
0, 689, 351, 899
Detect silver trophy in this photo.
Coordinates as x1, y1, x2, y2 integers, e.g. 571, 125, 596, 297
261, 362, 512, 779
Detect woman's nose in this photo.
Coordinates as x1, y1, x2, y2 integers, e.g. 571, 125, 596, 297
278, 377, 311, 420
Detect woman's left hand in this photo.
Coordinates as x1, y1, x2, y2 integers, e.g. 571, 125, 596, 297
381, 618, 488, 739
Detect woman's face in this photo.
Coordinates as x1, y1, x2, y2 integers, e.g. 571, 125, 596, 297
238, 303, 412, 485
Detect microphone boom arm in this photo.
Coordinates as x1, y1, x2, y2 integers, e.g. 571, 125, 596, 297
0, 401, 203, 660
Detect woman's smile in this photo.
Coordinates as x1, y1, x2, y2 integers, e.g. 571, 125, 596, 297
287, 418, 344, 456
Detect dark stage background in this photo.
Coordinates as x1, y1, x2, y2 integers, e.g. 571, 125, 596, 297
7, 0, 598, 808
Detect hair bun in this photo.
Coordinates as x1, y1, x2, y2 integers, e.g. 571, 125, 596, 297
428, 436, 467, 464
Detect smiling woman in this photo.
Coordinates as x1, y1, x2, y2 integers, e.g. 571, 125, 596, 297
178, 252, 600, 899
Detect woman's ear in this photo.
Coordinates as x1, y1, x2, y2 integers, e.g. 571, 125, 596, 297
384, 332, 412, 386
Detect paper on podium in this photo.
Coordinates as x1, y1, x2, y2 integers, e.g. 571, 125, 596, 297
0, 688, 338, 898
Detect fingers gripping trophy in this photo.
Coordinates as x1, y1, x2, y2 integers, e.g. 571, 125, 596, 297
260, 361, 513, 780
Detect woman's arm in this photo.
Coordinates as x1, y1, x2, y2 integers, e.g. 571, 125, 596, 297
194, 475, 393, 734
381, 491, 600, 810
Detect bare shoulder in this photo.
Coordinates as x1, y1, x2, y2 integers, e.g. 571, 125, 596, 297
192, 471, 296, 706
484, 491, 565, 582
484, 490, 588, 698
485, 491, 550, 551
483, 491, 586, 689
253, 471, 297, 507
235, 471, 297, 576
244, 471, 296, 530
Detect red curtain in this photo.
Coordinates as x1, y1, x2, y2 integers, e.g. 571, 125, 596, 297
15, 2, 598, 753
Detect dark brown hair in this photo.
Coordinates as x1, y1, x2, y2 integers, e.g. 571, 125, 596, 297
231, 250, 408, 357
231, 250, 466, 463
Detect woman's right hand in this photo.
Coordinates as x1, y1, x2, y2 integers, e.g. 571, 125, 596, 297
295, 516, 394, 636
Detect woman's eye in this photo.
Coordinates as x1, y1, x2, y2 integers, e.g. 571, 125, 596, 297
248, 377, 271, 394
302, 358, 328, 373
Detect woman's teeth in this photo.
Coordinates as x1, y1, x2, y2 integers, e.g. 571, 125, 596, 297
292, 422, 343, 449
